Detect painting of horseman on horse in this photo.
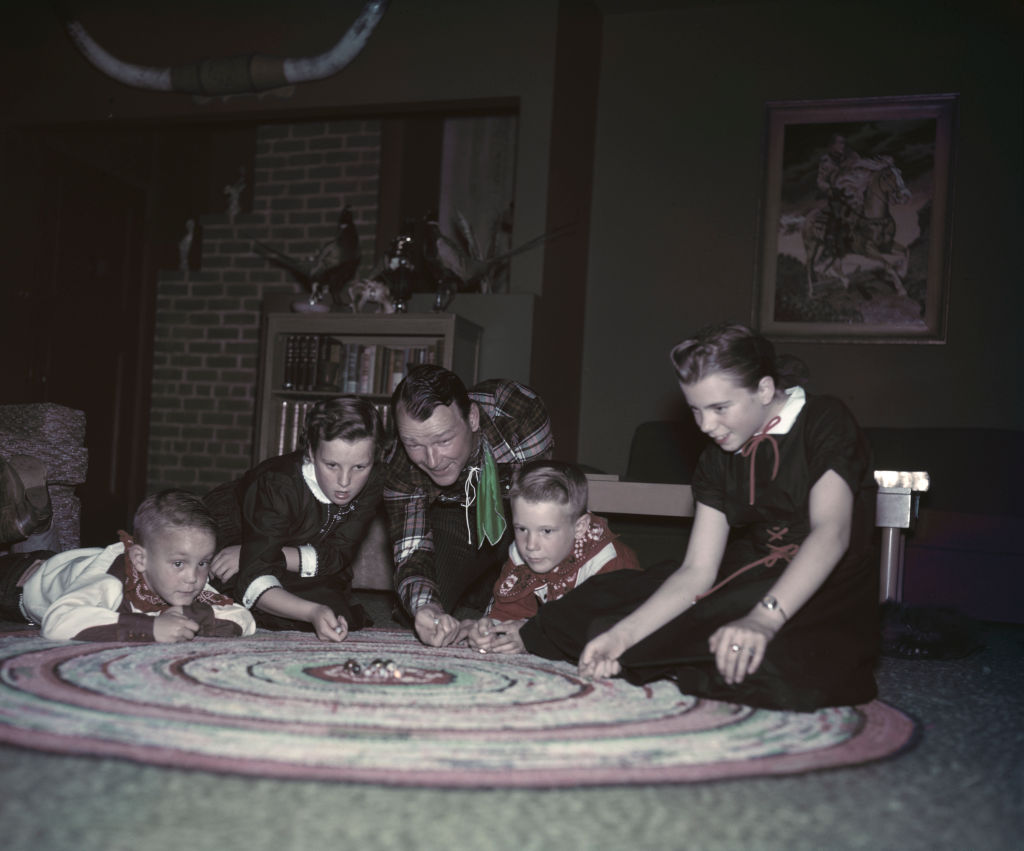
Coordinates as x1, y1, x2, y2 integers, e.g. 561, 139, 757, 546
804, 134, 911, 297
769, 117, 940, 329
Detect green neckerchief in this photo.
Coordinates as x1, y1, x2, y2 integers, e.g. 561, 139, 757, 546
474, 444, 507, 548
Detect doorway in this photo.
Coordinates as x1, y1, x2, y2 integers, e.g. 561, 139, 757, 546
0, 129, 149, 542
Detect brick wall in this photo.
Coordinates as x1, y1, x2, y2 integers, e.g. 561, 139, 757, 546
146, 119, 381, 495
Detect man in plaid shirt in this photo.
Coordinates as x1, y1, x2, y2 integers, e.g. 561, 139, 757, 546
383, 365, 553, 646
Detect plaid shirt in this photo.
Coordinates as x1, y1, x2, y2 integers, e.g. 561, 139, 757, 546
383, 379, 553, 614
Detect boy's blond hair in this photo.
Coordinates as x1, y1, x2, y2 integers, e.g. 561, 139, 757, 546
132, 489, 218, 547
508, 460, 588, 519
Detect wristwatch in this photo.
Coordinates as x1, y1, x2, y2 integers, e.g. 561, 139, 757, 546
760, 595, 788, 621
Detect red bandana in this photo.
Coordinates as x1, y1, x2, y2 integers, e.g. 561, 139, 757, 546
493, 516, 616, 604
117, 530, 236, 611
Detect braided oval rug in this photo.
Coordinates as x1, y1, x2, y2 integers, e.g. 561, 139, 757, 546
0, 628, 915, 787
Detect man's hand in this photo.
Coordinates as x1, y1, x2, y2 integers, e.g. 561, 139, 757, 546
210, 545, 241, 582
414, 604, 461, 647
310, 605, 348, 643
153, 607, 201, 643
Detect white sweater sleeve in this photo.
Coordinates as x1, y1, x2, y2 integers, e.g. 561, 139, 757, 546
207, 592, 258, 636
23, 545, 130, 640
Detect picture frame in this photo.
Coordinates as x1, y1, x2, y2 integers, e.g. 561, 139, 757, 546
754, 94, 958, 343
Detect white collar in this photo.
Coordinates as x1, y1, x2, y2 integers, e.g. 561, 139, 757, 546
508, 540, 527, 566
766, 385, 805, 435
301, 456, 331, 504
734, 386, 806, 453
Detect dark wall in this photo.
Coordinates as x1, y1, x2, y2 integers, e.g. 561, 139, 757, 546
579, 0, 1024, 472
2, 1, 1021, 481
0, 0, 583, 462
0, 0, 562, 297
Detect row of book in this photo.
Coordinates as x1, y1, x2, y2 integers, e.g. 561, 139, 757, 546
274, 399, 393, 456
281, 334, 444, 396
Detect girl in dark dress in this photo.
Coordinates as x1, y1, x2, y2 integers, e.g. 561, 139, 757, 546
204, 396, 384, 641
519, 323, 879, 710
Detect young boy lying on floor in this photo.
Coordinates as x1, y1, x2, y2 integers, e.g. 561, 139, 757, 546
463, 460, 641, 653
0, 489, 255, 641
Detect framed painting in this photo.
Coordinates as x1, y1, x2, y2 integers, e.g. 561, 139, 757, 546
754, 94, 957, 343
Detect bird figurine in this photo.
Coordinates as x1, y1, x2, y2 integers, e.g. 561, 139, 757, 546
434, 208, 572, 294
310, 206, 362, 305
253, 204, 362, 306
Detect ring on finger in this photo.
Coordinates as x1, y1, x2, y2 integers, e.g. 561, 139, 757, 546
729, 643, 741, 653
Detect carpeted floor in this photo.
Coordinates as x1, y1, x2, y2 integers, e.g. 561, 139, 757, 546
0, 628, 914, 787
0, 591, 1021, 851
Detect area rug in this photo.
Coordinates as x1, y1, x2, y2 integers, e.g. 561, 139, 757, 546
0, 628, 915, 787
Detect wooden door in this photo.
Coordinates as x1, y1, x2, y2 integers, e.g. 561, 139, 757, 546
0, 131, 149, 543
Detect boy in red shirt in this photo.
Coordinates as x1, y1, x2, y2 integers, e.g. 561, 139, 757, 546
465, 460, 640, 654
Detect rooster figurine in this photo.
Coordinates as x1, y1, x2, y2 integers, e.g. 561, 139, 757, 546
310, 206, 362, 305
253, 205, 362, 306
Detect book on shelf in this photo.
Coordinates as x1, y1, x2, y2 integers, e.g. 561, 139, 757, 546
278, 333, 444, 396
281, 334, 324, 392
276, 399, 315, 455
315, 336, 345, 391
358, 344, 376, 394
274, 398, 392, 454
282, 335, 297, 390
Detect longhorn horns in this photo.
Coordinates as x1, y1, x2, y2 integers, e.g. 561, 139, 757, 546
60, 0, 389, 95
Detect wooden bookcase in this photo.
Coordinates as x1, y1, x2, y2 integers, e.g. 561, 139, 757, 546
253, 310, 482, 463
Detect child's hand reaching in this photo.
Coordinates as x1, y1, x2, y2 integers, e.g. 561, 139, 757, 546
578, 628, 627, 679
465, 617, 494, 650
210, 545, 241, 583
467, 618, 526, 654
153, 606, 201, 643
310, 605, 348, 642
485, 619, 526, 654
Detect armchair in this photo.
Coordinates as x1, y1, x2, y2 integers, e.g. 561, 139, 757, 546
0, 403, 88, 552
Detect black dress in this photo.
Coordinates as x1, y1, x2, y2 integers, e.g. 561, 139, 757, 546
204, 451, 383, 632
520, 392, 880, 711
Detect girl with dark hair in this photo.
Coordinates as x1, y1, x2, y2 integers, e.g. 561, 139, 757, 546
204, 396, 384, 640
520, 322, 879, 710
